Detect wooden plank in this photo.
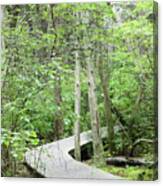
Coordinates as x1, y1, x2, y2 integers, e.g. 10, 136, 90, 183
25, 127, 122, 179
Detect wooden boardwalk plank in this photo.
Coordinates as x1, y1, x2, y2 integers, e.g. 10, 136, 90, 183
25, 128, 122, 179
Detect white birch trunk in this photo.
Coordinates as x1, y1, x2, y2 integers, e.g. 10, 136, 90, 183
74, 50, 81, 161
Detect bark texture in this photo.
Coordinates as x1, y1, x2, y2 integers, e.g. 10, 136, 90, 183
50, 5, 64, 140
98, 58, 114, 154
87, 54, 104, 162
54, 71, 64, 140
74, 50, 81, 161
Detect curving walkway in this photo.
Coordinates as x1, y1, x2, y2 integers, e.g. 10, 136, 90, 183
25, 127, 122, 179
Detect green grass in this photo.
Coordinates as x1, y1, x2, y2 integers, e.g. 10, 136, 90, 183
85, 159, 155, 181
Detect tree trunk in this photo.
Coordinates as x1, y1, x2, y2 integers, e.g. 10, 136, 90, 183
0, 5, 4, 90
50, 5, 64, 140
87, 54, 104, 163
53, 70, 64, 140
97, 55, 114, 154
74, 50, 81, 161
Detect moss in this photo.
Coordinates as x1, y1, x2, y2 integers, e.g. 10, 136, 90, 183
85, 159, 155, 181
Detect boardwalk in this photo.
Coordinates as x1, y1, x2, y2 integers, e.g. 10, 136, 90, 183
25, 128, 122, 179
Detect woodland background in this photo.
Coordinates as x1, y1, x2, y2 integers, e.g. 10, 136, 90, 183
1, 0, 158, 180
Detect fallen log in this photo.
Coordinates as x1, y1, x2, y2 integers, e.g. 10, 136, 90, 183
106, 156, 154, 167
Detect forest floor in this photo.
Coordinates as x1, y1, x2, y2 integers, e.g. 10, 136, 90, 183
2, 163, 43, 178
84, 159, 154, 181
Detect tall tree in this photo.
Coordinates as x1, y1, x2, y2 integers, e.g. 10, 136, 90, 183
74, 9, 81, 161
50, 5, 64, 140
97, 46, 114, 154
87, 49, 104, 162
0, 5, 5, 90
74, 49, 81, 161
81, 9, 104, 163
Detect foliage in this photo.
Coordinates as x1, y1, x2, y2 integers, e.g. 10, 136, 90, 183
85, 159, 155, 181
2, 128, 39, 161
1, 1, 157, 178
